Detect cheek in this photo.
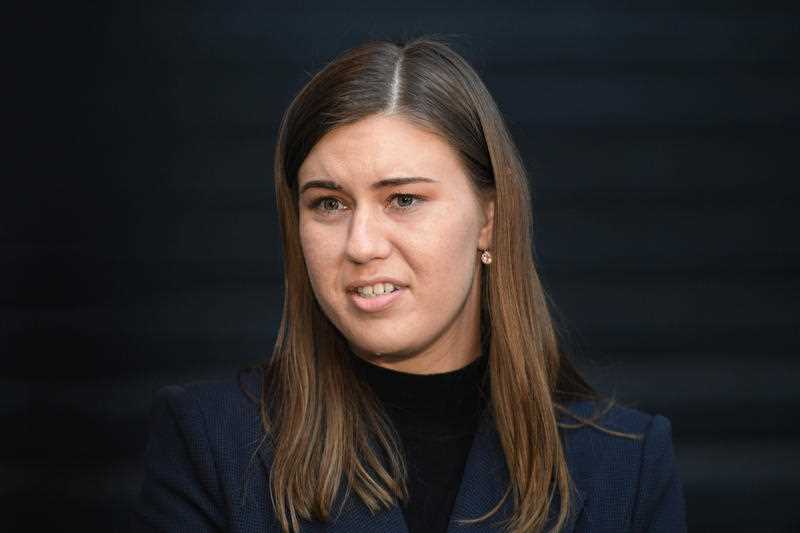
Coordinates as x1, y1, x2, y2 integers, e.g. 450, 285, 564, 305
299, 222, 340, 290
408, 211, 479, 290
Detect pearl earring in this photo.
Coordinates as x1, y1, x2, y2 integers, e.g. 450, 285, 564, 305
480, 249, 492, 265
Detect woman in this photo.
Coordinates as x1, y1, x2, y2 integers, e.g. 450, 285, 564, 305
133, 37, 687, 532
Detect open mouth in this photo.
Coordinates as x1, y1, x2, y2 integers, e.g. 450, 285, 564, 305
349, 286, 404, 312
353, 287, 400, 299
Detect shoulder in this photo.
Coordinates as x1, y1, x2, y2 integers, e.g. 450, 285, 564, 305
147, 366, 265, 449
559, 398, 660, 440
134, 366, 269, 531
558, 399, 687, 532
155, 364, 263, 410
558, 399, 674, 471
153, 365, 263, 417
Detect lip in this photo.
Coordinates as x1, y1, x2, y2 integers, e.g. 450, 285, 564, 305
349, 286, 405, 313
345, 277, 407, 293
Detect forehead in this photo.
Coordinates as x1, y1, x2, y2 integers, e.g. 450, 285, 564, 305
297, 114, 467, 185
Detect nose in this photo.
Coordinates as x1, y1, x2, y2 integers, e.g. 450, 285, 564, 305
345, 206, 392, 264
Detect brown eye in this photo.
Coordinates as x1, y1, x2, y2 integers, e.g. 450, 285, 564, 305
308, 196, 346, 217
396, 195, 414, 207
389, 193, 423, 210
321, 198, 341, 211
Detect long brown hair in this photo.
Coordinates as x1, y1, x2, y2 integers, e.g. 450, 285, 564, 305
260, 35, 640, 533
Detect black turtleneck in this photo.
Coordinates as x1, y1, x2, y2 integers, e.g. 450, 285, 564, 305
349, 350, 490, 533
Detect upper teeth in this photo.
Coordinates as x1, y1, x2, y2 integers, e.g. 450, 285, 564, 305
356, 282, 396, 297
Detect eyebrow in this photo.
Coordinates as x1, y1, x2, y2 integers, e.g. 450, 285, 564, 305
299, 176, 438, 194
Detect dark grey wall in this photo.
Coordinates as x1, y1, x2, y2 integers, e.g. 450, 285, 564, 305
6, 1, 799, 531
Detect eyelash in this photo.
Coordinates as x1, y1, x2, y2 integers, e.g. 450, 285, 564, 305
309, 193, 424, 216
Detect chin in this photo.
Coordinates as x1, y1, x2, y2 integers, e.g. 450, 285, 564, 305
347, 334, 416, 359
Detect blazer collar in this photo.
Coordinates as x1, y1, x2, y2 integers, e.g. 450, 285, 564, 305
259, 408, 585, 532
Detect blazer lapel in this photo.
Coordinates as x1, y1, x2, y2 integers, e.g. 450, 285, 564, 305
445, 410, 585, 533
260, 409, 585, 532
321, 487, 409, 533
445, 410, 515, 531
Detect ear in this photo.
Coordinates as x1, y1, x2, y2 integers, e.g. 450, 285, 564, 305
478, 194, 495, 250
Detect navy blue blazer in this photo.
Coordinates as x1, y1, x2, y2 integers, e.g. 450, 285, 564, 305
133, 368, 687, 532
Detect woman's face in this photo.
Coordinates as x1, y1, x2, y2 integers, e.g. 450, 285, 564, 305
297, 113, 494, 373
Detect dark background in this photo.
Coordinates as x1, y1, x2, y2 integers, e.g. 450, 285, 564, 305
6, 1, 799, 531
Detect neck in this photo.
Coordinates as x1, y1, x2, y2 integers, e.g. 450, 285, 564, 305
348, 344, 490, 423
